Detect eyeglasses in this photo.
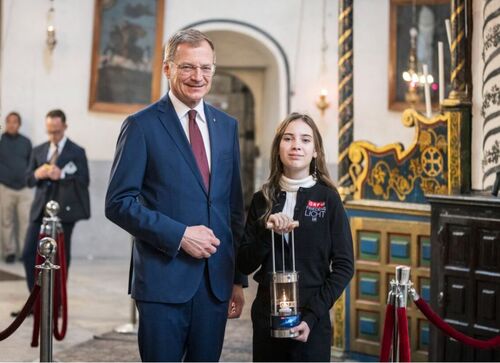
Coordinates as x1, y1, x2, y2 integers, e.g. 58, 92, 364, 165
171, 62, 216, 76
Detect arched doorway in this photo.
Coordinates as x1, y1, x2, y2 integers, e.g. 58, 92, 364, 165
205, 72, 257, 209
180, 22, 291, 197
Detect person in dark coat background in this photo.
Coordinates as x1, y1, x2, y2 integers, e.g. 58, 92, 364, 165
22, 109, 90, 292
0, 112, 32, 264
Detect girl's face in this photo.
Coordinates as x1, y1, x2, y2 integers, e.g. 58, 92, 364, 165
279, 120, 317, 179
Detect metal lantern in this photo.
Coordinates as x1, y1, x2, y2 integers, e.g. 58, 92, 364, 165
268, 221, 301, 338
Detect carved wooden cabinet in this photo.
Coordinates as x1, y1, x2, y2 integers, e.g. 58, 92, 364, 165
427, 194, 500, 361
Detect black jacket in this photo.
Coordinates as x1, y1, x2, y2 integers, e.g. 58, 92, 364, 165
26, 139, 90, 223
0, 133, 32, 189
238, 182, 354, 330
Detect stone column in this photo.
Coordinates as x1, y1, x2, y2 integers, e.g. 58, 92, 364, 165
481, 0, 500, 189
449, 0, 468, 101
337, 0, 354, 199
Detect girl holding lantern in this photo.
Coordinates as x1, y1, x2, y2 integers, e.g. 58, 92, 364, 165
238, 113, 354, 361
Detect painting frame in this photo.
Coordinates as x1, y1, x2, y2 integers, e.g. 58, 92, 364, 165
88, 0, 164, 114
388, 0, 450, 111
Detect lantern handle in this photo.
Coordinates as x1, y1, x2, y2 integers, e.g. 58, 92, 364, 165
267, 221, 299, 273
265, 221, 299, 230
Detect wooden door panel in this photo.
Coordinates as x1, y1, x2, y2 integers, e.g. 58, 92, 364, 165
429, 195, 500, 361
445, 225, 472, 269
444, 336, 472, 361
445, 277, 468, 319
476, 281, 499, 328
477, 229, 500, 271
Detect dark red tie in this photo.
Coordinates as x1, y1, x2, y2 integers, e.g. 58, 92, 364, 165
188, 110, 210, 190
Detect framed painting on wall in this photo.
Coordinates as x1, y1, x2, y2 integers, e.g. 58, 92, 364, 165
388, 0, 451, 111
89, 0, 164, 113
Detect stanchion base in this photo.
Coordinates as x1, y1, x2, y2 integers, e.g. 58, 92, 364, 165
331, 347, 346, 361
114, 323, 137, 335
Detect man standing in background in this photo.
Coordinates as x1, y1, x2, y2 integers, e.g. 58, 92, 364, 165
22, 109, 90, 291
0, 112, 32, 264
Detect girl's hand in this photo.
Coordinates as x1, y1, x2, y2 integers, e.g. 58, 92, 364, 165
266, 213, 297, 234
290, 321, 310, 342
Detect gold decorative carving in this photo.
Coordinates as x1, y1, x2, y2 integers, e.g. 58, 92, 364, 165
332, 292, 346, 351
447, 111, 462, 193
348, 109, 450, 200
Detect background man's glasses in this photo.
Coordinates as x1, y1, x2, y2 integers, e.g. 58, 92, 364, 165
171, 62, 215, 76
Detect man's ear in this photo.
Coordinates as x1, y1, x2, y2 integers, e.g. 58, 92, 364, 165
163, 61, 171, 79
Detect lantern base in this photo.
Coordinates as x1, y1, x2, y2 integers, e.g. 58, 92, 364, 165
271, 328, 299, 338
270, 313, 301, 339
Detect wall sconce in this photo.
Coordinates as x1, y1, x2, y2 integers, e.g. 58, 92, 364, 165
316, 88, 330, 116
46, 0, 56, 52
316, 0, 330, 117
47, 25, 56, 51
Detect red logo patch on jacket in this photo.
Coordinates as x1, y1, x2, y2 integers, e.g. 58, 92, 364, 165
305, 200, 326, 222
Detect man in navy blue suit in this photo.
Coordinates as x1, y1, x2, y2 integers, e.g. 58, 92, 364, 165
22, 109, 90, 292
105, 29, 246, 361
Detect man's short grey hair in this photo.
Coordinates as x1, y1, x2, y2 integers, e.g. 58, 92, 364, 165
163, 28, 215, 63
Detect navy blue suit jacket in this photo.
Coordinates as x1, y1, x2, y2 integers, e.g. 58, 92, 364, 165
105, 95, 245, 304
26, 139, 90, 223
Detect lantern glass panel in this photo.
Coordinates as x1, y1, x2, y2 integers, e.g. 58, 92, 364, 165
270, 272, 299, 316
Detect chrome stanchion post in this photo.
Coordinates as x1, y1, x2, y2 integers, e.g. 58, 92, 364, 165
43, 201, 61, 240
36, 237, 60, 363
396, 265, 411, 309
114, 235, 138, 335
390, 278, 399, 362
114, 299, 138, 334
393, 265, 412, 362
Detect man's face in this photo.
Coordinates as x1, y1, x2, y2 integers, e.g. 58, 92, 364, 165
46, 116, 66, 144
5, 114, 21, 135
164, 40, 215, 108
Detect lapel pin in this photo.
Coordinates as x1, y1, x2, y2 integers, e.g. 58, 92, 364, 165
213, 118, 216, 122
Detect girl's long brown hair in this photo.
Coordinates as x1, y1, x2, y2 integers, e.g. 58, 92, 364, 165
260, 113, 336, 222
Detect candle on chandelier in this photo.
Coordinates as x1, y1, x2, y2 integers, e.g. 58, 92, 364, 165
438, 42, 445, 104
422, 64, 432, 118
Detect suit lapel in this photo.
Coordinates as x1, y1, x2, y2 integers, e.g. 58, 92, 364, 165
55, 139, 72, 168
38, 142, 50, 165
205, 104, 220, 196
157, 95, 208, 195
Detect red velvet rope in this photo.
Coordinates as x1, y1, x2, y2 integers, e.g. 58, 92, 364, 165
53, 231, 68, 340
31, 229, 69, 347
31, 237, 45, 347
380, 303, 395, 362
397, 307, 411, 362
0, 285, 40, 341
414, 297, 500, 349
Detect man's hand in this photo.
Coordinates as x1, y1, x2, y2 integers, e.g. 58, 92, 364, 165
34, 164, 50, 180
227, 284, 244, 319
180, 225, 220, 259
291, 321, 310, 342
47, 165, 62, 180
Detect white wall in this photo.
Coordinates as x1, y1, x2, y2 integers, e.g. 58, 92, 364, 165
1, 0, 124, 161
1, 0, 338, 161
353, 0, 415, 149
1, 0, 485, 186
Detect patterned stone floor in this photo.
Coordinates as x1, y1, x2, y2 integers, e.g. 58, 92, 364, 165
1, 259, 350, 362
54, 317, 253, 362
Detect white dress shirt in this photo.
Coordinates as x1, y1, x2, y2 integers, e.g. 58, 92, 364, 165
169, 90, 211, 170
